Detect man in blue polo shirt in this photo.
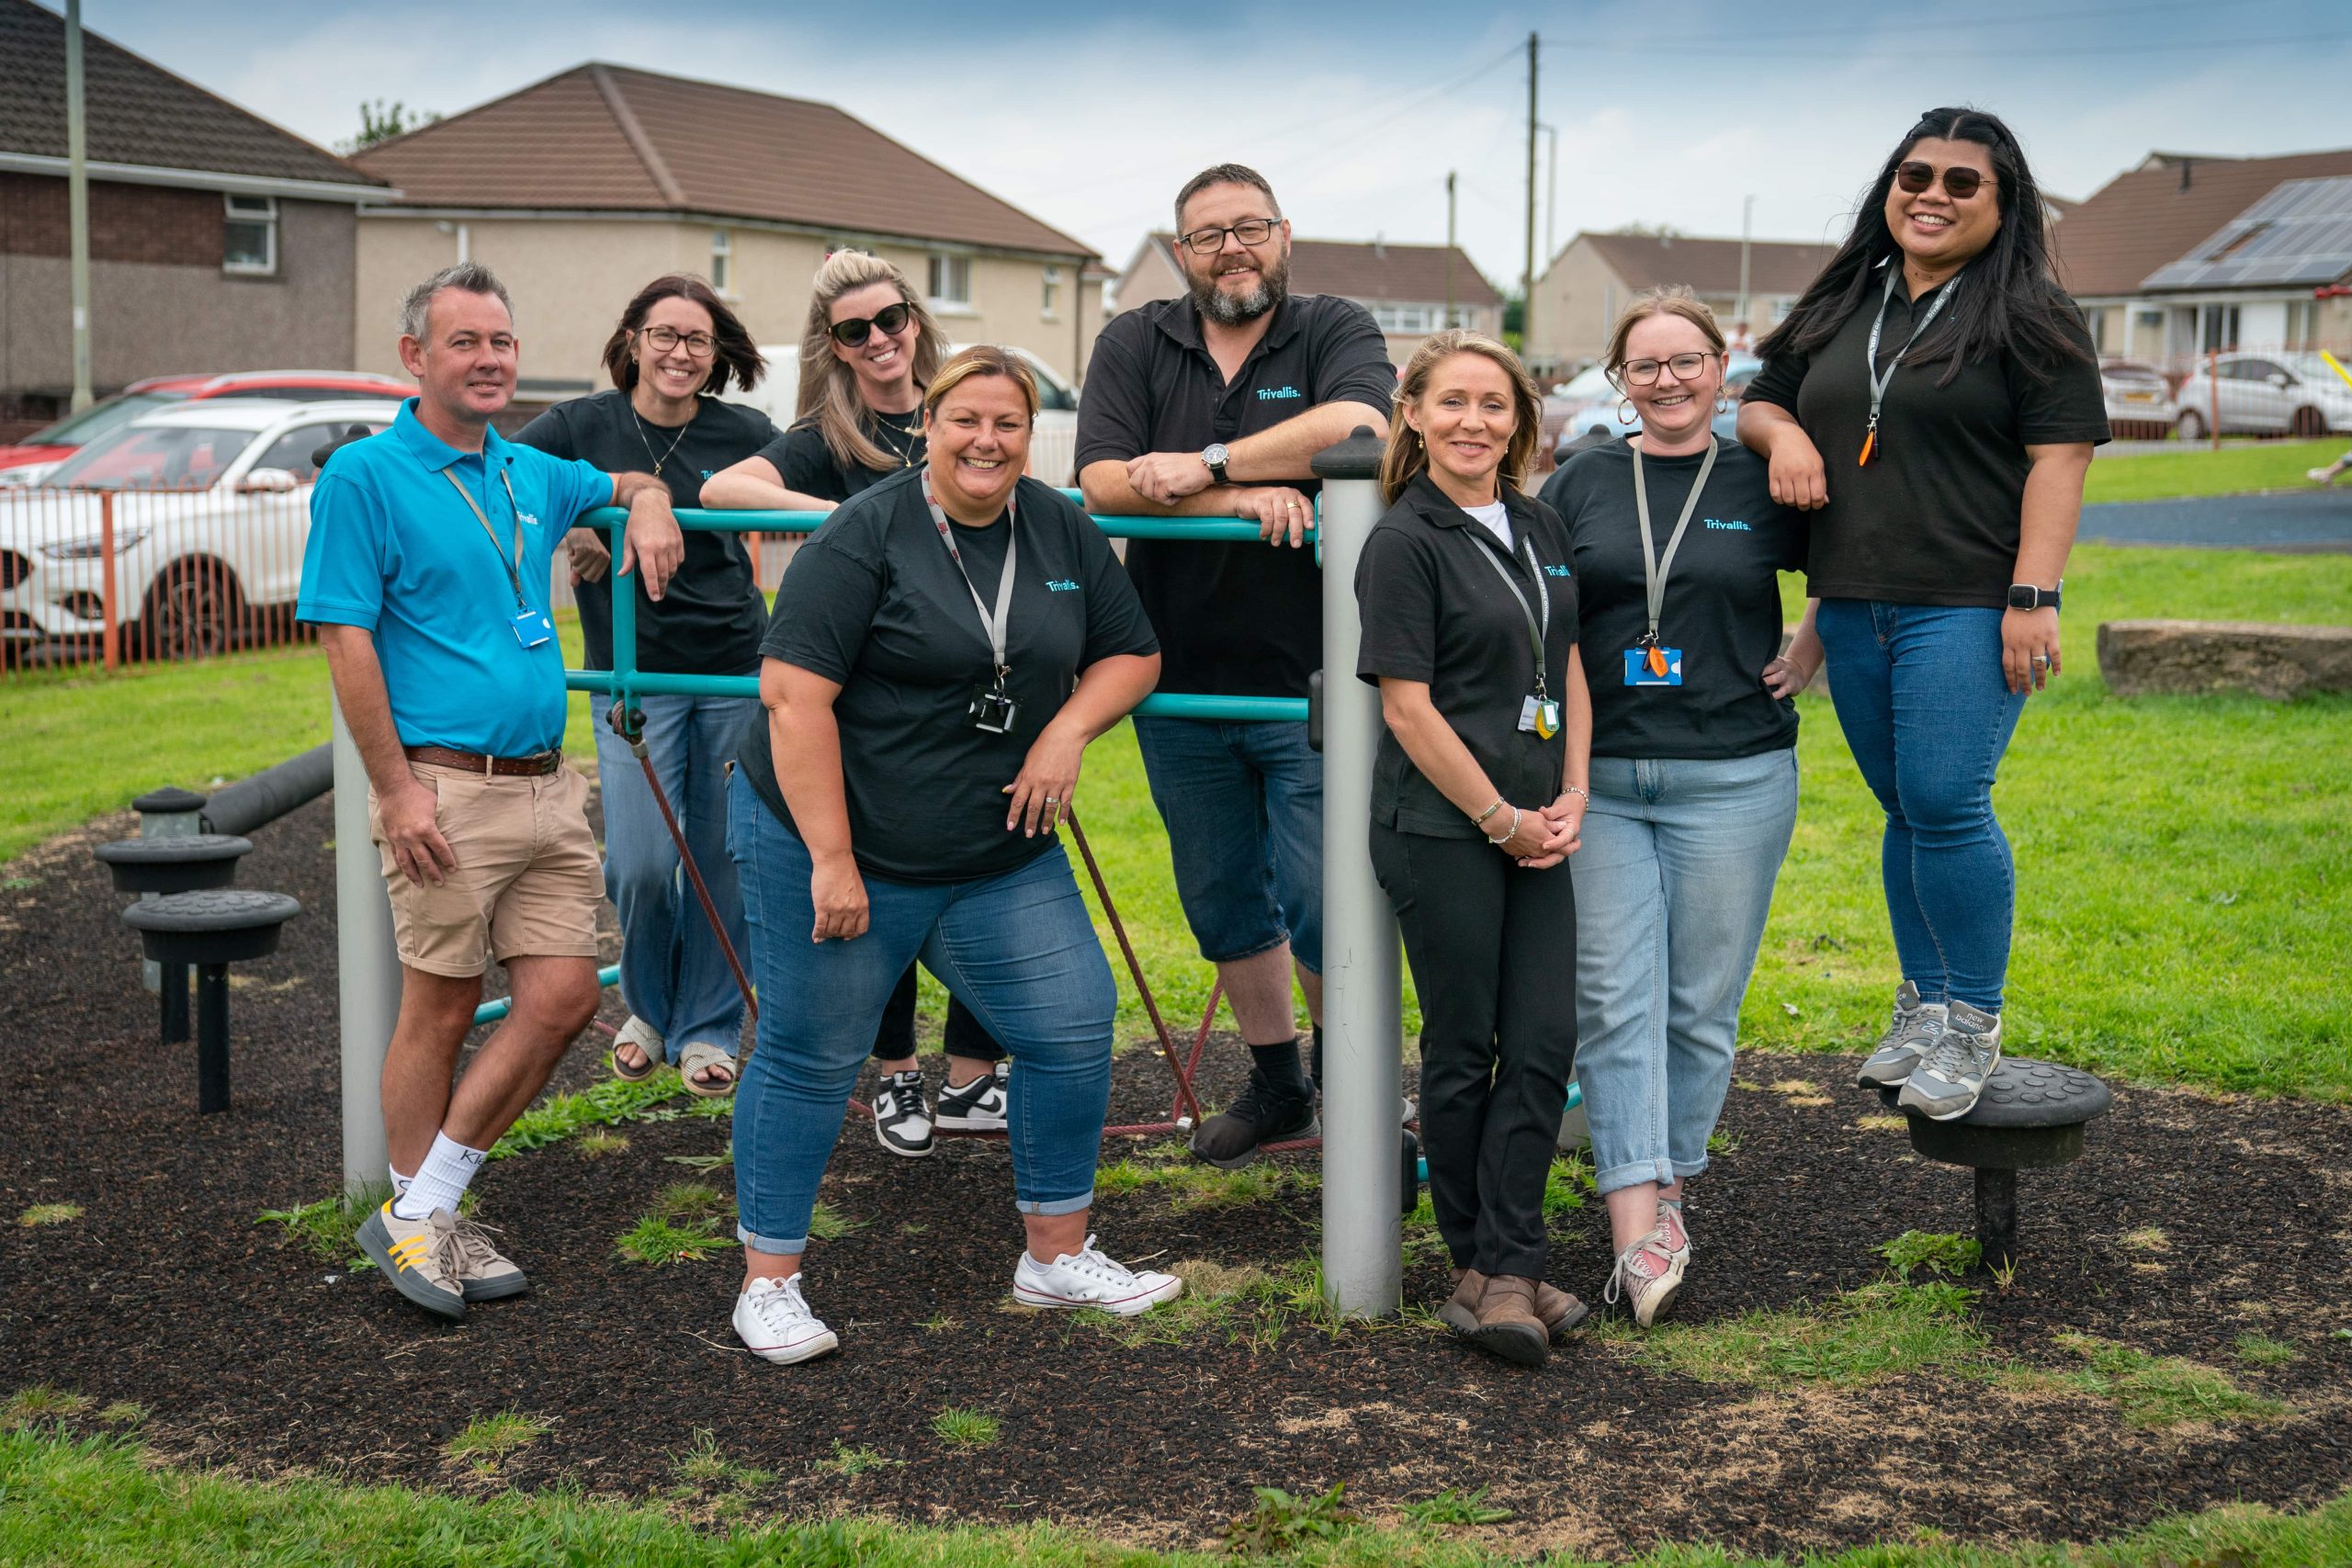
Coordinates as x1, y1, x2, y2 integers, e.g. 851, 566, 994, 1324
299, 261, 684, 1322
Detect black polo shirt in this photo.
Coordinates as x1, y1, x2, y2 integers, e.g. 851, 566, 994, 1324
1745, 269, 2108, 608
1077, 292, 1396, 699
514, 390, 777, 675
736, 468, 1160, 885
1354, 474, 1579, 840
1539, 437, 1805, 761
750, 410, 924, 502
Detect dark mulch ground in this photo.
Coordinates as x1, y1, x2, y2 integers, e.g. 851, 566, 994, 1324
3, 792, 2348, 1560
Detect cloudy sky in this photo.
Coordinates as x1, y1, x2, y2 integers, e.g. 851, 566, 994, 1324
69, 0, 2352, 288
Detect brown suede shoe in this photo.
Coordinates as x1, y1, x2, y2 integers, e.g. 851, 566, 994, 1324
1462, 1274, 1550, 1366
1442, 1268, 1589, 1343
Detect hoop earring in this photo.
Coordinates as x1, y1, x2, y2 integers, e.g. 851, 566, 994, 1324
1716, 393, 1734, 414
1617, 401, 1637, 426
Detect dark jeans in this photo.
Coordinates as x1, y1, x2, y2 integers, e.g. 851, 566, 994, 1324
874, 965, 1006, 1063
1371, 823, 1578, 1281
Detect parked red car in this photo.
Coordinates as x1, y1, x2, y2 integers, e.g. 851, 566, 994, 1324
0, 370, 413, 483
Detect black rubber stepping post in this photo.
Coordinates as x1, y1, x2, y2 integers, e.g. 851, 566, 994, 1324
1875, 1058, 2111, 1272
161, 962, 191, 1044
196, 964, 231, 1114
1974, 1167, 2018, 1272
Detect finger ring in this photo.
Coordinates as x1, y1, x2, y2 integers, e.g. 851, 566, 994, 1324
1044, 795, 1059, 805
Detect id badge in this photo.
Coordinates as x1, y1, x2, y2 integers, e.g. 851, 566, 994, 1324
1623, 647, 1684, 686
1517, 695, 1561, 738
511, 607, 554, 649
969, 686, 1019, 734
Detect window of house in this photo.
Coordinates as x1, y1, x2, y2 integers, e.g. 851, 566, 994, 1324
929, 254, 973, 310
1371, 303, 1435, 333
710, 229, 732, 295
1042, 265, 1062, 320
223, 195, 277, 276
2082, 307, 2108, 348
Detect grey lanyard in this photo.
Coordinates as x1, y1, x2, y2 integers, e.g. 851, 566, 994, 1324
1471, 526, 1552, 702
441, 466, 526, 609
922, 475, 1018, 686
1631, 436, 1719, 646
1862, 264, 1959, 458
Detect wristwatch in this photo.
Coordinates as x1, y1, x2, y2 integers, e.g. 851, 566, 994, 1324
1201, 443, 1230, 485
2006, 582, 2062, 612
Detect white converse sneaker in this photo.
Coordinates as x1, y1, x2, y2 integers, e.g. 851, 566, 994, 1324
732, 1275, 839, 1365
1011, 1235, 1182, 1316
872, 1068, 933, 1157
1604, 1226, 1686, 1329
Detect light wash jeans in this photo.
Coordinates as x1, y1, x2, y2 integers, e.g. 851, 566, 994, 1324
726, 773, 1115, 1255
590, 692, 758, 1062
1813, 601, 2028, 1014
1572, 749, 1798, 1198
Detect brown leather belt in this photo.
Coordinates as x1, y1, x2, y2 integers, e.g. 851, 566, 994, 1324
403, 744, 562, 777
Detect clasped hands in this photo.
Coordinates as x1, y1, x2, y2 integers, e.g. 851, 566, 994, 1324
1493, 792, 1586, 870
1124, 451, 1313, 548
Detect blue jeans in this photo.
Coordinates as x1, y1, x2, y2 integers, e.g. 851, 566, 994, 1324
591, 693, 757, 1061
1572, 750, 1798, 1197
1814, 601, 2027, 1014
726, 772, 1114, 1254
1130, 716, 1321, 974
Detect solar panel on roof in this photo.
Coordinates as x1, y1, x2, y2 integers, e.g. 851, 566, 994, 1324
2142, 175, 2352, 290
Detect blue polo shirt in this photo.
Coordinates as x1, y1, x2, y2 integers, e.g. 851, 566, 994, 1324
298, 400, 613, 756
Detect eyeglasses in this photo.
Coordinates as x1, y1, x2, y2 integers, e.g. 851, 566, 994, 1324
638, 324, 718, 358
828, 301, 913, 347
1178, 218, 1282, 254
1618, 352, 1717, 387
1895, 161, 1987, 201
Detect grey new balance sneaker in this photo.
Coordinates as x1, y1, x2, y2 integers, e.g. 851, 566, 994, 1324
355, 1201, 466, 1321
1898, 1000, 2003, 1121
1855, 980, 1948, 1089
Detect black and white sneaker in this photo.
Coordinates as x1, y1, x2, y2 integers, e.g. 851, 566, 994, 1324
935, 1060, 1010, 1132
872, 1069, 933, 1157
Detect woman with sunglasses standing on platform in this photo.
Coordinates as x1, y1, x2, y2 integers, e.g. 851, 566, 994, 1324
705, 251, 1013, 1159
516, 274, 775, 1098
1539, 288, 1814, 1327
1740, 108, 2106, 1122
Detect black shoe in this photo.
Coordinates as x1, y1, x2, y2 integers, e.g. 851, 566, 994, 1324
935, 1060, 1009, 1132
1189, 1067, 1317, 1168
872, 1069, 933, 1157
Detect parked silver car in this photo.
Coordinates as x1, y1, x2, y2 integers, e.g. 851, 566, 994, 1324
2171, 353, 2350, 440
2098, 360, 2178, 439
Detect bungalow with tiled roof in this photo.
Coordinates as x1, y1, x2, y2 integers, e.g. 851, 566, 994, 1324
1524, 231, 1838, 378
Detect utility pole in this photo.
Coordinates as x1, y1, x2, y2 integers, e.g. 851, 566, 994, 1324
1542, 124, 1559, 263
1736, 194, 1755, 343
66, 0, 94, 412
1445, 172, 1457, 327
1522, 31, 1538, 359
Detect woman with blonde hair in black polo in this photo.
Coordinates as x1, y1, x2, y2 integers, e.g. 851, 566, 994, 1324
1355, 329, 1592, 1365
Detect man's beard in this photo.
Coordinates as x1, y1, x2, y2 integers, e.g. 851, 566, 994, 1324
1188, 250, 1290, 327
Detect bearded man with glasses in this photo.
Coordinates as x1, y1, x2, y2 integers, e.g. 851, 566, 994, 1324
1078, 163, 1396, 1167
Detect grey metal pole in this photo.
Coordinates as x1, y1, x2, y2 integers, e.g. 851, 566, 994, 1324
64, 0, 93, 413
332, 695, 398, 1193
1314, 430, 1403, 1318
1737, 195, 1755, 338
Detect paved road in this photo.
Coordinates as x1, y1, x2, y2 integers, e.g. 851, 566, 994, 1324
2078, 489, 2352, 552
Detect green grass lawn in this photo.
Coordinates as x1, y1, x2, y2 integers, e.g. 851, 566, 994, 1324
6, 549, 2346, 1099
2082, 437, 2344, 504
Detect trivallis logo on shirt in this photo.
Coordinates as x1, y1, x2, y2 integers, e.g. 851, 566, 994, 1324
1255, 386, 1303, 400
1045, 579, 1080, 592
1703, 518, 1750, 532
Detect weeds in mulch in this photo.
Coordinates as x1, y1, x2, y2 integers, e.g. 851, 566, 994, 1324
1857, 1113, 1908, 1132
1706, 1127, 1742, 1154
650, 1182, 730, 1223
1603, 1279, 1990, 1389
2043, 1333, 2290, 1428
808, 1201, 864, 1242
2236, 1334, 2297, 1368
16, 1202, 81, 1227
96, 1402, 144, 1428
489, 1071, 687, 1159
5, 1386, 91, 1429
918, 1313, 962, 1332
571, 1129, 631, 1160
1544, 1154, 1593, 1216
1876, 1229, 1983, 1280
256, 1181, 392, 1266
664, 1149, 731, 1171
1398, 1485, 1513, 1528
2121, 1225, 2171, 1252
670, 1427, 773, 1494
931, 1407, 1000, 1449
1222, 1483, 1358, 1555
811, 1439, 901, 1478
1095, 1156, 1317, 1213
444, 1412, 550, 1472
615, 1215, 736, 1267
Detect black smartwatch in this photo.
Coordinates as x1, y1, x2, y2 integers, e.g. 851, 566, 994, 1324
1201, 443, 1230, 485
2007, 582, 2062, 613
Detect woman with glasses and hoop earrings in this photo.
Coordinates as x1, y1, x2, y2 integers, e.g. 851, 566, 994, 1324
1740, 107, 2106, 1122
515, 274, 777, 1099
1538, 288, 1815, 1327
705, 251, 1015, 1160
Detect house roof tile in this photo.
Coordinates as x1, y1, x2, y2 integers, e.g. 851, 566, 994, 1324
1134, 232, 1501, 306
2053, 148, 2352, 298
1568, 231, 1838, 297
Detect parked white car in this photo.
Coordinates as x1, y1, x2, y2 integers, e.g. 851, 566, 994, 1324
2171, 352, 2351, 440
2098, 359, 2178, 438
0, 399, 401, 658
732, 343, 1081, 486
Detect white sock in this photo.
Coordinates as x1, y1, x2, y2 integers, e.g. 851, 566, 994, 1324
391, 1131, 488, 1220
389, 1165, 414, 1195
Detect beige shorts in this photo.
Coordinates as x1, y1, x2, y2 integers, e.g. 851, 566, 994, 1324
368, 761, 603, 978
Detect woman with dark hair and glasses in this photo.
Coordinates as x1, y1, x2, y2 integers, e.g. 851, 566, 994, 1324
1739, 107, 2108, 1122
515, 274, 775, 1097
705, 251, 1012, 1158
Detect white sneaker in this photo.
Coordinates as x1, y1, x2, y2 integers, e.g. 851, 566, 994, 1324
1012, 1235, 1182, 1316
872, 1069, 933, 1157
935, 1061, 1010, 1132
731, 1275, 839, 1365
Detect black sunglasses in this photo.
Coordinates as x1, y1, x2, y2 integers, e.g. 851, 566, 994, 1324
828, 301, 913, 347
1895, 160, 1986, 200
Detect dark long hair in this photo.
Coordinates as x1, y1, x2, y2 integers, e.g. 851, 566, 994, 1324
600, 274, 765, 397
1757, 107, 2088, 382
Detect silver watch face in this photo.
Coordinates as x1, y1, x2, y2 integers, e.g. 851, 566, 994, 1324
1203, 444, 1229, 468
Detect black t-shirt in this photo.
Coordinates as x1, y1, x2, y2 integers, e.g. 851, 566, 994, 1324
1539, 437, 1806, 761
1745, 269, 2109, 608
514, 390, 777, 674
1076, 293, 1396, 699
750, 409, 925, 502
735, 468, 1160, 885
1354, 474, 1580, 840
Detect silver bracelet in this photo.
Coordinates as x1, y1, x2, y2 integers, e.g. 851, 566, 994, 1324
1486, 807, 1521, 847
1562, 784, 1589, 802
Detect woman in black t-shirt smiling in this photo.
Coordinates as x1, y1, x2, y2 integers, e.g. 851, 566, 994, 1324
1538, 288, 1817, 1328
1740, 107, 2108, 1122
723, 347, 1175, 1365
1355, 331, 1592, 1365
705, 251, 1012, 1159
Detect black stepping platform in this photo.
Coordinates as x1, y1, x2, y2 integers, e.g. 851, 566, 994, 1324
120, 890, 300, 1114
1878, 1056, 2112, 1269
96, 834, 255, 1045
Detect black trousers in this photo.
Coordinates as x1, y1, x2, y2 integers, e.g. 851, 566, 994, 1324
1371, 822, 1577, 1280
871, 963, 1006, 1063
